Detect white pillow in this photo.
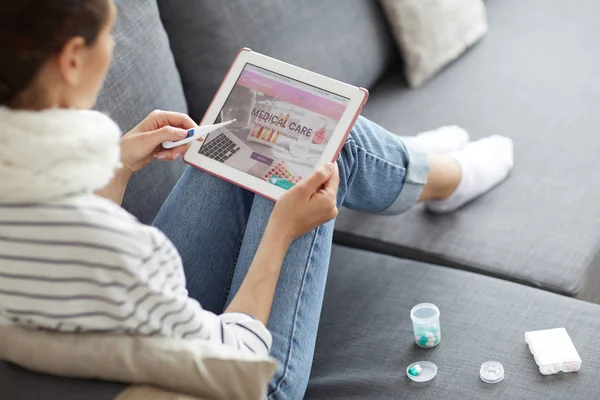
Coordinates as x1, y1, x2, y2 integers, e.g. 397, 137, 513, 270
380, 0, 488, 87
0, 326, 276, 400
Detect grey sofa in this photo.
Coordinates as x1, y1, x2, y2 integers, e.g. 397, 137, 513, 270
2, 0, 600, 399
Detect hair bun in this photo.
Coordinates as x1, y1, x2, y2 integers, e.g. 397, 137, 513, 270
0, 0, 108, 108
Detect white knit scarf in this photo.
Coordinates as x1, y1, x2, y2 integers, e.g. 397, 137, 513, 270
0, 107, 122, 202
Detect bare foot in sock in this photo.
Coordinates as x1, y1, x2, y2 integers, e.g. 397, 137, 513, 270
403, 125, 470, 154
426, 135, 514, 213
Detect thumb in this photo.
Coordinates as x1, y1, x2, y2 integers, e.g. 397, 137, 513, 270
146, 126, 189, 146
298, 163, 336, 193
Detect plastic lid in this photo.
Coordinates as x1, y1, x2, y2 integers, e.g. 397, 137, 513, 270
410, 303, 440, 325
406, 361, 438, 382
480, 361, 504, 383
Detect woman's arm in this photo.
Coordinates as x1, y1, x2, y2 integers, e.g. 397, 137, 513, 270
95, 165, 132, 205
116, 227, 272, 355
225, 163, 339, 325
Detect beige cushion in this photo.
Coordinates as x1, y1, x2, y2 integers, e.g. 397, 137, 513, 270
0, 326, 276, 400
381, 0, 488, 87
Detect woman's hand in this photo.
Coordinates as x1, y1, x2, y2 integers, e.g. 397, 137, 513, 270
120, 110, 199, 173
96, 110, 199, 205
269, 162, 340, 242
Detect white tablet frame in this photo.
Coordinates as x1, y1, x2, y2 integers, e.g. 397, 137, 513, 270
184, 48, 368, 200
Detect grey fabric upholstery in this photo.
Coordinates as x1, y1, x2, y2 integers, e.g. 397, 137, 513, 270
334, 0, 600, 301
94, 0, 188, 224
0, 362, 125, 400
307, 246, 600, 399
157, 0, 397, 123
4, 1, 599, 399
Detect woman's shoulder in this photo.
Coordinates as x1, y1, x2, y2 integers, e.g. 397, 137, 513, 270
0, 192, 164, 251
0, 193, 137, 222
0, 192, 177, 263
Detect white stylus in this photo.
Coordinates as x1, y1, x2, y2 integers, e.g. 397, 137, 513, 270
161, 119, 236, 149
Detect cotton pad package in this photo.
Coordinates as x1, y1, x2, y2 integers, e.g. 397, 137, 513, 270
525, 327, 581, 375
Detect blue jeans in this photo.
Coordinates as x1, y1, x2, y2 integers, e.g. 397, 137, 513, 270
153, 116, 429, 399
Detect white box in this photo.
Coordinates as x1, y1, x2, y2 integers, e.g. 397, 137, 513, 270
525, 327, 582, 375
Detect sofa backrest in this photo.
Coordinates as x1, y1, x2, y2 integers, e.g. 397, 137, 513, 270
95, 0, 396, 224
94, 0, 188, 224
157, 0, 397, 122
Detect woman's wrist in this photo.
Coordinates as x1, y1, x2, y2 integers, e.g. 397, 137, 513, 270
94, 165, 133, 204
116, 164, 133, 182
265, 218, 294, 250
110, 165, 133, 195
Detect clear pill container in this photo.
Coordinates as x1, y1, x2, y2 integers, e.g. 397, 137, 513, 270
410, 303, 441, 348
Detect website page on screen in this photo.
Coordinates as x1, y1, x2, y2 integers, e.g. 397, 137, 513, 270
200, 63, 350, 190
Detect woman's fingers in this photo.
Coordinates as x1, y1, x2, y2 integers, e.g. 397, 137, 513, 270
153, 143, 192, 160
297, 162, 336, 195
141, 125, 189, 156
321, 162, 340, 195
147, 125, 189, 143
315, 163, 339, 219
145, 110, 197, 131
147, 125, 207, 148
153, 149, 180, 160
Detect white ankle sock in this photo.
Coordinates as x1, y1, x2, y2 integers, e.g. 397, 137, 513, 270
426, 135, 514, 213
403, 125, 470, 155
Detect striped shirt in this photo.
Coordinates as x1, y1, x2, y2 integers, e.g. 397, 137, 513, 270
0, 193, 271, 356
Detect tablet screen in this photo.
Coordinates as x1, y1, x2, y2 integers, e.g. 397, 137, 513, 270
201, 64, 350, 190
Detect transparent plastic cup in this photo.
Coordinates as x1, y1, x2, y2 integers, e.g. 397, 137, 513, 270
410, 303, 441, 348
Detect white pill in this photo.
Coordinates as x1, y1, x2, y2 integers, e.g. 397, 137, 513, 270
425, 332, 434, 338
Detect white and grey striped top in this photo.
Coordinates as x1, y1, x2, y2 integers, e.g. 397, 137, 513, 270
0, 193, 272, 356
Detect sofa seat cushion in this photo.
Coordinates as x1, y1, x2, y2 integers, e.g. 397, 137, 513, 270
94, 0, 189, 224
334, 0, 600, 301
157, 0, 397, 123
2, 246, 599, 399
0, 362, 125, 400
306, 246, 600, 399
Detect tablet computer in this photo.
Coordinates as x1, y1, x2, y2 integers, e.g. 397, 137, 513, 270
184, 48, 368, 200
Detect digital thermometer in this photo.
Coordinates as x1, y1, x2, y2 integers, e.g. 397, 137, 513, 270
161, 119, 236, 149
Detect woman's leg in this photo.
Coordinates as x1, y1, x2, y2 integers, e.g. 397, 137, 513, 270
226, 116, 438, 399
152, 167, 255, 314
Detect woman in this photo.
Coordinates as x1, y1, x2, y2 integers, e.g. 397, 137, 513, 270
0, 1, 513, 398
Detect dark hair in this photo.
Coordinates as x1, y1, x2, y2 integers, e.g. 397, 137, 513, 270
0, 0, 109, 106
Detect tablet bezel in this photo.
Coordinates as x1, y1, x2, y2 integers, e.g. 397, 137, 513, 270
184, 48, 368, 200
